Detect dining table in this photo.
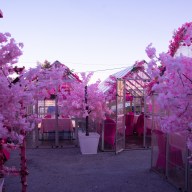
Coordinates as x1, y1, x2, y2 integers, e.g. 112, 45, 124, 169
40, 118, 74, 133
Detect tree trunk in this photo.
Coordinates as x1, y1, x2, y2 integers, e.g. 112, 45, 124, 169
20, 137, 28, 192
85, 86, 89, 136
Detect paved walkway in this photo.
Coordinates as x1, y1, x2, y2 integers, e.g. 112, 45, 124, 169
5, 148, 177, 192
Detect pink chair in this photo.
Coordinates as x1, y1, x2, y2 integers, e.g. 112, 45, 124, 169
135, 113, 144, 136
155, 130, 183, 170
2, 149, 10, 162
125, 114, 134, 136
104, 118, 116, 147
44, 114, 51, 118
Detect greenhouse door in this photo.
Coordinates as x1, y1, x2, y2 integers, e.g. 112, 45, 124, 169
115, 78, 126, 154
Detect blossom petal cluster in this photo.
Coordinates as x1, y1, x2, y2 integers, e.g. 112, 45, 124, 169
145, 43, 156, 59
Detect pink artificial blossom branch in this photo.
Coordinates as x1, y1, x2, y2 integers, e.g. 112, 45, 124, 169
182, 73, 192, 84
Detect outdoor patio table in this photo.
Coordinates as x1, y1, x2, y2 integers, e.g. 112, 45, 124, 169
40, 118, 73, 133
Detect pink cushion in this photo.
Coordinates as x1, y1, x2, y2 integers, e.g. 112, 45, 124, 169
104, 118, 116, 146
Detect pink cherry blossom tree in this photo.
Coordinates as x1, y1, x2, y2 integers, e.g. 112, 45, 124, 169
59, 72, 111, 136
145, 22, 192, 155
0, 59, 76, 192
0, 32, 39, 192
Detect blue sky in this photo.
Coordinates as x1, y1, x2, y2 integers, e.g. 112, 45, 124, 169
1, 0, 192, 82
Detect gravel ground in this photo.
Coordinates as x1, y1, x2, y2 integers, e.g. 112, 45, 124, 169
4, 148, 178, 192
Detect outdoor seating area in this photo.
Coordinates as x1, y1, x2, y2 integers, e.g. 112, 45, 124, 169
99, 64, 152, 151
1, 3, 192, 192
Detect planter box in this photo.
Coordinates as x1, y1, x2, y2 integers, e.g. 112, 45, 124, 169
78, 131, 100, 154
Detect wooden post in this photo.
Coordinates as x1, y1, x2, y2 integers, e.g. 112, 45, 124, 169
55, 95, 59, 147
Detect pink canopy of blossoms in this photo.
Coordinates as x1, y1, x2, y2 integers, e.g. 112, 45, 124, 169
22, 61, 82, 108
23, 63, 72, 100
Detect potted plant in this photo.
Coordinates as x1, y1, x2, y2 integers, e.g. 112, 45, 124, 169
59, 72, 111, 154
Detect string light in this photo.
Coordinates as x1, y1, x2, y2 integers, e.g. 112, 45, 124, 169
76, 66, 128, 73
18, 60, 130, 66
18, 60, 131, 73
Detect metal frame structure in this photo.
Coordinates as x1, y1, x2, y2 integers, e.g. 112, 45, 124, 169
100, 65, 151, 152
124, 69, 151, 149
115, 78, 126, 154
